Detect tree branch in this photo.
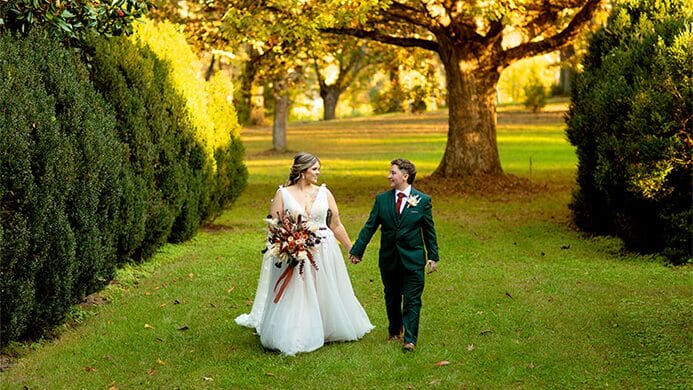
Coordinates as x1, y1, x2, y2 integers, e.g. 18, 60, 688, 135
502, 0, 603, 66
320, 27, 440, 52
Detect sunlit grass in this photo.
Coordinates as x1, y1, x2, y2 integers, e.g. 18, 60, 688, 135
2, 108, 690, 389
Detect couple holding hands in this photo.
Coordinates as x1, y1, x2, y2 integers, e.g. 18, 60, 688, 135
235, 152, 439, 356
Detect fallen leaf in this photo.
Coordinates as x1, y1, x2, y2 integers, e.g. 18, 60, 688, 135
83, 366, 98, 372
561, 245, 570, 250
505, 292, 513, 298
109, 385, 118, 390
188, 273, 195, 278
147, 368, 157, 375
227, 286, 235, 293
527, 362, 536, 369
156, 358, 165, 365
265, 372, 275, 377
467, 344, 475, 351
144, 324, 154, 329
434, 360, 451, 366
202, 376, 213, 381
480, 328, 493, 335
177, 325, 189, 331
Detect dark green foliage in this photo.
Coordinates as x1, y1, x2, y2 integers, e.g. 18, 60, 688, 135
1, 30, 247, 346
566, 0, 692, 264
0, 0, 153, 44
88, 35, 202, 259
0, 31, 123, 343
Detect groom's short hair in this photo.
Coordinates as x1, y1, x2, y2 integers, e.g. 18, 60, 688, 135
391, 158, 416, 184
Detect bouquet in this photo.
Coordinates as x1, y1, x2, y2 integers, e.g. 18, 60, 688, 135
263, 210, 321, 303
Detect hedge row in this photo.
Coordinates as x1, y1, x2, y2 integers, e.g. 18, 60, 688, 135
0, 24, 247, 345
566, 0, 692, 264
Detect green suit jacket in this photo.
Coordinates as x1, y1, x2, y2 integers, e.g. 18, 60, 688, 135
351, 187, 439, 272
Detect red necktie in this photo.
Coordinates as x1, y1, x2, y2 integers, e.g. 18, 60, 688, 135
396, 192, 405, 215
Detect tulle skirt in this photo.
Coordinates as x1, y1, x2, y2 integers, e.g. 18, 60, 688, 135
235, 231, 374, 356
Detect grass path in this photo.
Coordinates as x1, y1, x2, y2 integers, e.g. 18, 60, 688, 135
1, 110, 691, 389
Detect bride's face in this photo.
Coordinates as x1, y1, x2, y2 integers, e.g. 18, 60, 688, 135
303, 162, 321, 184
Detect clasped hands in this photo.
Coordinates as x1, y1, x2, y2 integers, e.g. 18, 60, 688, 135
348, 254, 361, 264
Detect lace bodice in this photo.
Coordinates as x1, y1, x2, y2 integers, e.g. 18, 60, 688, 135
280, 184, 328, 227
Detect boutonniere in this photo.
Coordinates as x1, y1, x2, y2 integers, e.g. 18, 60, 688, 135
407, 195, 420, 208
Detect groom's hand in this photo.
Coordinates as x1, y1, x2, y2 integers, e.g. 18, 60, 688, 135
426, 260, 438, 274
349, 254, 362, 264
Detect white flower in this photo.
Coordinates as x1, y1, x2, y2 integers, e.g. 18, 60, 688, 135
407, 194, 420, 208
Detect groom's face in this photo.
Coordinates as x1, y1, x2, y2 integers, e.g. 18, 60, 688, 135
388, 165, 409, 191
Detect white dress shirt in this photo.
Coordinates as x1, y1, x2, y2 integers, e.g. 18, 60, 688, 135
395, 186, 412, 214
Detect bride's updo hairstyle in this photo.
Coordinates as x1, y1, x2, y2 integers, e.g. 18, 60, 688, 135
286, 152, 320, 186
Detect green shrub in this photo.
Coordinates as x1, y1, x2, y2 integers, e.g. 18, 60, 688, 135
524, 72, 548, 113
129, 20, 247, 225
88, 20, 247, 255
1, 22, 247, 346
566, 0, 692, 264
89, 35, 195, 259
0, 30, 124, 344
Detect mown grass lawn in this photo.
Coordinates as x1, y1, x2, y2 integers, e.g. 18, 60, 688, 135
2, 108, 691, 389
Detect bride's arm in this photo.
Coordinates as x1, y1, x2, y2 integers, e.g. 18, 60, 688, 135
325, 190, 353, 253
269, 188, 283, 217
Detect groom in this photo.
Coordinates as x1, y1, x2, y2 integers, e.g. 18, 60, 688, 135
349, 158, 439, 352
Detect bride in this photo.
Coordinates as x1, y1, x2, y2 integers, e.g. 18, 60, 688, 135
235, 152, 374, 355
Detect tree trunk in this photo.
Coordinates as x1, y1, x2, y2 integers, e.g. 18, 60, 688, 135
321, 85, 341, 120
204, 55, 216, 81
236, 60, 257, 126
558, 45, 576, 95
272, 82, 289, 152
434, 42, 503, 177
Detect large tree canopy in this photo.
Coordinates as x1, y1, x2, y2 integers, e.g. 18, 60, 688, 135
318, 0, 605, 177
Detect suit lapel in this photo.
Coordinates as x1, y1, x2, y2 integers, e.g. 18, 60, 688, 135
387, 189, 399, 225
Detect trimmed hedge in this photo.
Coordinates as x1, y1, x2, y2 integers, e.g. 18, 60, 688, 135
0, 24, 247, 345
0, 30, 124, 342
565, 0, 692, 264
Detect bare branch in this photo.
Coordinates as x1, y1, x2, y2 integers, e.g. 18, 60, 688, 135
502, 0, 604, 66
320, 27, 440, 52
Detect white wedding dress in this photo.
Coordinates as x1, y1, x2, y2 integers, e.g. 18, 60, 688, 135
235, 184, 374, 356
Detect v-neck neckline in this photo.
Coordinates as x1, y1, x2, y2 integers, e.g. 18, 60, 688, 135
285, 185, 322, 216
